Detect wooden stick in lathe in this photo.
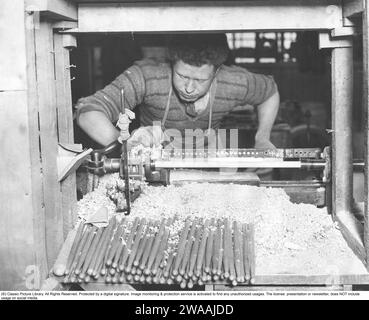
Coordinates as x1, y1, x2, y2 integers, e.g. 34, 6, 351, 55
191, 273, 198, 283
133, 235, 148, 268
223, 218, 230, 279
139, 234, 154, 271
92, 259, 103, 280
111, 228, 127, 270
239, 222, 245, 284
111, 274, 119, 284
141, 223, 161, 274
145, 219, 166, 275
159, 274, 166, 285
205, 218, 215, 274
153, 267, 163, 284
242, 224, 250, 283
84, 275, 91, 283
74, 225, 97, 276
211, 221, 221, 275
188, 225, 202, 278
247, 223, 256, 284
125, 218, 147, 273
119, 272, 126, 284
109, 267, 116, 276
133, 221, 152, 268
233, 221, 244, 283
136, 220, 158, 272
163, 252, 174, 278
65, 224, 91, 280
134, 274, 141, 283
105, 274, 112, 284
63, 221, 85, 276
216, 223, 224, 277
136, 267, 142, 276
90, 217, 117, 276
53, 223, 81, 277
139, 274, 145, 283
196, 219, 210, 277
152, 228, 169, 275
102, 221, 120, 277
228, 222, 237, 286
106, 219, 126, 266
131, 266, 137, 275
202, 265, 208, 282
183, 265, 189, 280
172, 218, 191, 276
126, 273, 133, 282
88, 225, 110, 276
175, 273, 183, 284
179, 218, 197, 276
187, 279, 194, 289
205, 228, 215, 276
102, 218, 122, 271
146, 275, 153, 284
105, 227, 121, 268
180, 279, 187, 289
119, 217, 140, 271
81, 227, 104, 277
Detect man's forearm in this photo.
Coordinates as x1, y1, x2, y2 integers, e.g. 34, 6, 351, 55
255, 91, 280, 143
78, 111, 120, 146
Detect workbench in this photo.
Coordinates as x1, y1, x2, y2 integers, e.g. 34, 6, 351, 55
2, 0, 369, 291
45, 169, 368, 291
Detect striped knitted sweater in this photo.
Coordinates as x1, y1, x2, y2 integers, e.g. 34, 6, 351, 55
75, 59, 277, 132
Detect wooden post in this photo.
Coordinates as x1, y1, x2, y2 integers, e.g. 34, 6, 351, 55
34, 21, 65, 268
0, 0, 48, 290
331, 46, 354, 217
363, 0, 369, 268
54, 31, 78, 238
25, 7, 49, 289
320, 33, 366, 266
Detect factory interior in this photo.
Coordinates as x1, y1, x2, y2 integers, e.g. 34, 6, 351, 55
71, 31, 364, 189
2, 0, 369, 293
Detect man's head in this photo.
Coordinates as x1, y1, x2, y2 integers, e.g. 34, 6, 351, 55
168, 34, 230, 102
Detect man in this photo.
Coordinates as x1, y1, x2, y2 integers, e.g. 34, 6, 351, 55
75, 34, 279, 150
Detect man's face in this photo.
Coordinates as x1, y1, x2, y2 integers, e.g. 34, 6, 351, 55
172, 60, 216, 103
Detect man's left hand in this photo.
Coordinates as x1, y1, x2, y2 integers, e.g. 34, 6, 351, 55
247, 138, 276, 173
254, 138, 276, 150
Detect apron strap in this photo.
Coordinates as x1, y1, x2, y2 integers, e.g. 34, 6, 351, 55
206, 78, 217, 135
162, 86, 172, 130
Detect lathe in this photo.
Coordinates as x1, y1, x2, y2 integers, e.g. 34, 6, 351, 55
85, 136, 364, 213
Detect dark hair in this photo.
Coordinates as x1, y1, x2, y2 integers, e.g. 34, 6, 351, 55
168, 33, 230, 68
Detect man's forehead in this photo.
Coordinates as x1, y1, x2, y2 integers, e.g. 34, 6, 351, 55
174, 60, 215, 78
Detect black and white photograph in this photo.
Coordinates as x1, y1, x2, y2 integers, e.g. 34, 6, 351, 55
1, 0, 369, 305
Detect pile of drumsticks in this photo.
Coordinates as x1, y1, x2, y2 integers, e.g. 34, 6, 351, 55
54, 216, 255, 288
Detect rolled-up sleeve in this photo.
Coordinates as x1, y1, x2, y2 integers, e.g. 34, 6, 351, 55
74, 64, 146, 125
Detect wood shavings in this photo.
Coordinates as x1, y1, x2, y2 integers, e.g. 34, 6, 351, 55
76, 176, 366, 276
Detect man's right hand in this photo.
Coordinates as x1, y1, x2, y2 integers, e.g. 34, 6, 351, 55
128, 126, 166, 149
